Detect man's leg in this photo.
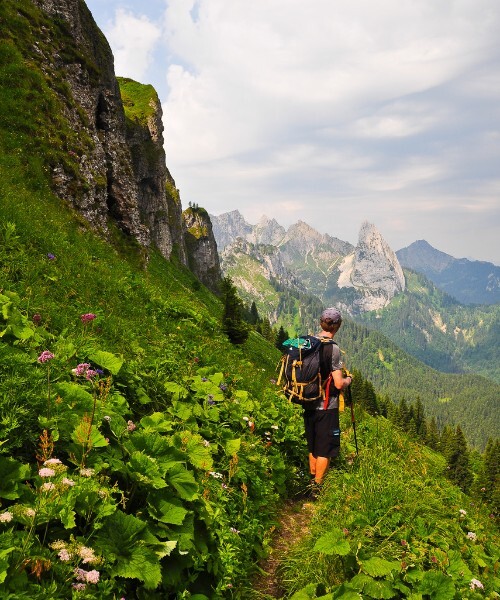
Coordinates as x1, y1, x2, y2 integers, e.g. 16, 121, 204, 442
314, 456, 330, 484
309, 453, 317, 477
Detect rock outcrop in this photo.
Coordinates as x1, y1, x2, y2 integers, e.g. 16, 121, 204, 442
183, 208, 222, 294
338, 221, 406, 312
27, 0, 215, 281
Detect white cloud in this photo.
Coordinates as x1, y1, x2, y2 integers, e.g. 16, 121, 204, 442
105, 9, 161, 81
86, 0, 500, 263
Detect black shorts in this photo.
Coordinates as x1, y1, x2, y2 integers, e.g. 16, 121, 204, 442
303, 409, 340, 458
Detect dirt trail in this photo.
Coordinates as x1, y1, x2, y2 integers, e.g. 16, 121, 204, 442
252, 499, 316, 598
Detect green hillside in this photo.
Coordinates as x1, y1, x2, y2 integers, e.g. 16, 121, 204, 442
0, 1, 498, 598
359, 270, 500, 383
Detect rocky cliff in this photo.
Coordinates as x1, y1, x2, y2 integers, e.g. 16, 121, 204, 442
183, 207, 222, 293
23, 0, 214, 280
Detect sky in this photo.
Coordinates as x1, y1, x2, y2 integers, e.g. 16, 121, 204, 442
84, 0, 500, 264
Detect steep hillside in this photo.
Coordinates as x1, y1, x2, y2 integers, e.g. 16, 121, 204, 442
397, 240, 500, 305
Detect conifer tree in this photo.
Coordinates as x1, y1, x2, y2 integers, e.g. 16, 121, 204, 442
275, 325, 288, 350
220, 277, 249, 345
426, 416, 440, 450
249, 301, 260, 325
446, 425, 473, 493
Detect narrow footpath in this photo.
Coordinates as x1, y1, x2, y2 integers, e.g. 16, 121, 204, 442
252, 499, 316, 598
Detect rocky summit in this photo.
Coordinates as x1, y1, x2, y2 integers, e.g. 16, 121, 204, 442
210, 211, 405, 316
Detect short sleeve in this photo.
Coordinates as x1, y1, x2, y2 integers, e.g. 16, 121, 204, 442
331, 344, 343, 372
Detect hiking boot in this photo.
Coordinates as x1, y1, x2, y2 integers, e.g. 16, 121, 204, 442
306, 481, 323, 500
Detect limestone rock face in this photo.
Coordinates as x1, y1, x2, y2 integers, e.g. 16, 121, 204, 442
338, 221, 405, 312
183, 208, 222, 294
210, 210, 253, 252
32, 0, 151, 247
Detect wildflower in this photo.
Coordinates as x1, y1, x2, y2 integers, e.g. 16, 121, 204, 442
222, 483, 228, 489
41, 482, 55, 492
201, 377, 208, 382
470, 579, 484, 590
207, 395, 215, 405
47, 253, 55, 260
72, 583, 86, 591
265, 431, 271, 436
209, 471, 223, 479
0, 512, 13, 523
50, 540, 66, 550
85, 369, 98, 380
343, 528, 349, 536
79, 468, 94, 477
230, 527, 240, 534
72, 363, 91, 377
80, 313, 96, 324
62, 477, 75, 487
242, 416, 249, 421
219, 383, 227, 391
58, 549, 72, 561
39, 468, 55, 477
459, 509, 467, 516
202, 439, 210, 447
85, 570, 100, 584
79, 546, 97, 564
25, 508, 36, 518
270, 378, 277, 384
481, 487, 486, 492
32, 313, 42, 324
466, 531, 477, 541
193, 357, 199, 363
37, 350, 54, 363
401, 539, 408, 547
127, 420, 136, 432
44, 458, 62, 466
248, 421, 255, 431
431, 556, 438, 563
103, 415, 111, 422
271, 425, 279, 430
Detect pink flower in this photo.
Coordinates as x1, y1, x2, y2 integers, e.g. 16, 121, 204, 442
38, 468, 55, 477
44, 458, 62, 466
37, 351, 54, 363
58, 549, 71, 561
127, 420, 136, 432
32, 313, 42, 324
0, 512, 13, 523
79, 468, 94, 477
85, 369, 98, 380
72, 363, 91, 377
80, 313, 96, 324
470, 578, 484, 590
72, 583, 86, 591
79, 546, 97, 564
62, 477, 75, 486
75, 568, 100, 584
41, 482, 55, 492
85, 569, 100, 584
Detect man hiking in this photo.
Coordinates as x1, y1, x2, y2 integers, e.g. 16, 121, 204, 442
304, 307, 352, 490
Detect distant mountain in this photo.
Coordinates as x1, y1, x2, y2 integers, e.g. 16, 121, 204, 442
397, 240, 500, 305
211, 212, 500, 385
211, 211, 403, 316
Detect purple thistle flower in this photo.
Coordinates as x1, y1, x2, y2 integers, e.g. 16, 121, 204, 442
37, 350, 54, 363
219, 383, 228, 391
47, 253, 55, 260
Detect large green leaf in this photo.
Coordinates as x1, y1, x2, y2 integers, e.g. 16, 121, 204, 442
71, 422, 108, 448
361, 557, 400, 577
164, 381, 188, 400
363, 578, 397, 599
225, 438, 241, 456
127, 451, 167, 489
140, 412, 174, 433
167, 464, 199, 501
127, 432, 184, 472
313, 528, 351, 556
111, 544, 162, 590
89, 350, 123, 375
0, 457, 30, 500
418, 571, 456, 600
173, 431, 213, 470
147, 490, 188, 525
55, 382, 94, 410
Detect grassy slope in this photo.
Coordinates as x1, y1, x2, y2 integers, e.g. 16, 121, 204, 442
278, 412, 500, 599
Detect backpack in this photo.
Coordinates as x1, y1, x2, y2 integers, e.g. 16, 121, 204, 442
276, 335, 337, 409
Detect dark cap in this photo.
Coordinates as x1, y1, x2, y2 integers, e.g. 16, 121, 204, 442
320, 307, 342, 324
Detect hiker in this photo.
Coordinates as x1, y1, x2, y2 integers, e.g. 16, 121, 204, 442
304, 307, 352, 487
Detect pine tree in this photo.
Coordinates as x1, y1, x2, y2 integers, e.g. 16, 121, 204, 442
249, 301, 260, 325
275, 325, 288, 350
446, 425, 473, 493
426, 416, 440, 450
220, 277, 249, 345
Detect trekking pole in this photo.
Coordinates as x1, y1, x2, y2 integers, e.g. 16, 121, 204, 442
345, 384, 359, 455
